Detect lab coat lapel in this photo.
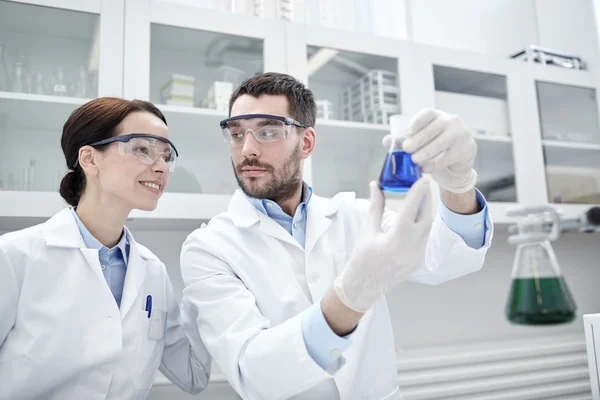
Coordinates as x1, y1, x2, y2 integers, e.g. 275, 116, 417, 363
80, 249, 107, 283
119, 239, 147, 319
305, 195, 339, 256
44, 208, 107, 283
258, 214, 303, 250
228, 190, 303, 250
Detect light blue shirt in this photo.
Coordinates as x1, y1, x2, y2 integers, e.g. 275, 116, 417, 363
246, 185, 488, 370
70, 208, 130, 307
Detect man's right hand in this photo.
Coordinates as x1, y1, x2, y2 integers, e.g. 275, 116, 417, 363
333, 177, 435, 313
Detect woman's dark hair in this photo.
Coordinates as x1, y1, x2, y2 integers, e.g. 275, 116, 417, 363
59, 97, 167, 207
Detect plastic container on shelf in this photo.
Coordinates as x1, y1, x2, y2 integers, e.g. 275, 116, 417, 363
201, 81, 233, 112
341, 69, 399, 123
213, 65, 248, 88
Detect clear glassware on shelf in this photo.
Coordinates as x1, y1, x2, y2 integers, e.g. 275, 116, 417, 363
21, 159, 36, 191
52, 67, 68, 97
7, 172, 16, 191
0, 45, 10, 92
24, 72, 33, 94
11, 62, 25, 93
73, 66, 90, 98
34, 72, 46, 95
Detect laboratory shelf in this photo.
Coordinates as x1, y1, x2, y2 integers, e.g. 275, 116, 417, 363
0, 91, 87, 105
475, 135, 512, 143
384, 199, 592, 226
0, 191, 231, 231
0, 91, 88, 130
542, 140, 600, 151
158, 104, 227, 117
158, 104, 227, 137
316, 119, 390, 132
3, 191, 588, 230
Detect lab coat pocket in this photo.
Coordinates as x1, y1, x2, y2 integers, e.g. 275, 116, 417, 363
132, 310, 165, 390
149, 310, 167, 340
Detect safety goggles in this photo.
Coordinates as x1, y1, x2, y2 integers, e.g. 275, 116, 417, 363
219, 114, 306, 145
74, 133, 179, 173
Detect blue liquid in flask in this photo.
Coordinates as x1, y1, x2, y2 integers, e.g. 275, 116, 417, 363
379, 150, 422, 192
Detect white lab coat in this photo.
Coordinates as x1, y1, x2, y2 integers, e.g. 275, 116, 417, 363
0, 208, 211, 400
181, 190, 493, 400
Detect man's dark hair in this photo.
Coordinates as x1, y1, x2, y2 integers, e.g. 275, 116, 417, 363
229, 72, 316, 128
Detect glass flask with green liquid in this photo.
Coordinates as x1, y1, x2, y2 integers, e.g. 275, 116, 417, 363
505, 214, 577, 325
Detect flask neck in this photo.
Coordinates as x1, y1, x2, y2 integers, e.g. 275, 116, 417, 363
388, 135, 405, 152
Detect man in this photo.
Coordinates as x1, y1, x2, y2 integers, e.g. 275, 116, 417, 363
180, 72, 493, 399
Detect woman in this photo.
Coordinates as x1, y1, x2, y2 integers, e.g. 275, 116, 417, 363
0, 98, 211, 399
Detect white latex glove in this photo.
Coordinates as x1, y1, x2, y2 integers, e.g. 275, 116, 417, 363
383, 109, 478, 194
334, 177, 435, 313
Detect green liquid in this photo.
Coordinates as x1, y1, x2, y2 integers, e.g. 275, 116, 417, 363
505, 277, 577, 325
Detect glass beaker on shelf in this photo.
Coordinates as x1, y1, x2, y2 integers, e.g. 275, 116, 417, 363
34, 72, 46, 95
7, 172, 16, 191
51, 67, 68, 97
72, 66, 90, 98
11, 62, 25, 93
505, 213, 577, 325
0, 45, 10, 91
21, 159, 36, 191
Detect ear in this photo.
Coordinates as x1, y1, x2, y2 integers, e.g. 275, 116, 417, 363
299, 127, 316, 160
78, 145, 100, 177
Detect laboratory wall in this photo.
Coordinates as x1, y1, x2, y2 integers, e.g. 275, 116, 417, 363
409, 0, 600, 68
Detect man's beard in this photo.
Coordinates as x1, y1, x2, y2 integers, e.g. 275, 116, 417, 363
233, 145, 302, 203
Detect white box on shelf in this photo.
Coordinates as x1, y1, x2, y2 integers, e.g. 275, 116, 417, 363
435, 91, 510, 137
201, 81, 233, 112
166, 97, 194, 107
160, 74, 195, 101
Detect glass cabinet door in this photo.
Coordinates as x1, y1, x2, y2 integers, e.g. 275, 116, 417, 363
433, 65, 517, 202
0, 0, 120, 193
150, 24, 264, 194
124, 1, 285, 196
307, 46, 399, 198
537, 81, 600, 204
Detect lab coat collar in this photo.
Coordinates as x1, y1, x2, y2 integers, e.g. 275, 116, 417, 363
228, 189, 340, 227
43, 208, 157, 318
44, 208, 87, 248
44, 208, 156, 262
228, 189, 340, 253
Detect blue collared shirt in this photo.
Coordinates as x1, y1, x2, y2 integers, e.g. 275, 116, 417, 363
246, 184, 488, 370
70, 208, 130, 307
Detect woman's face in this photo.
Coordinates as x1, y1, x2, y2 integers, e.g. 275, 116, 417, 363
95, 111, 171, 212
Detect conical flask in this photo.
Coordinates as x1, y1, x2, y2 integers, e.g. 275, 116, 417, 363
505, 215, 576, 325
378, 115, 421, 192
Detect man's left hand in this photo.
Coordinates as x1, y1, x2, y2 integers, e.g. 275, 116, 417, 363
383, 108, 478, 194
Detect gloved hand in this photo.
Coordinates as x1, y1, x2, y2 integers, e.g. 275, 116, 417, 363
383, 109, 478, 194
334, 177, 434, 313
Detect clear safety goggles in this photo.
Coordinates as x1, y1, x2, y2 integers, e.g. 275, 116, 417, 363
219, 114, 306, 145
74, 133, 179, 173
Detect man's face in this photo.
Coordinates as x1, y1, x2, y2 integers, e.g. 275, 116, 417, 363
229, 94, 310, 201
